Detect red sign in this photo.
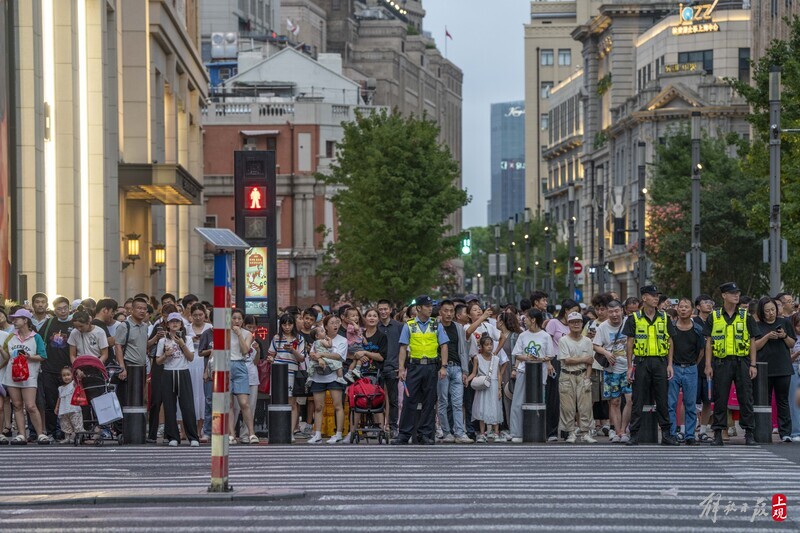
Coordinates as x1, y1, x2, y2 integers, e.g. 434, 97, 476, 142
773, 494, 787, 522
573, 261, 583, 275
243, 186, 266, 210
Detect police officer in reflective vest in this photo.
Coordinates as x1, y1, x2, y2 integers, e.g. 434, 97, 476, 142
623, 285, 679, 446
391, 295, 450, 445
705, 282, 759, 446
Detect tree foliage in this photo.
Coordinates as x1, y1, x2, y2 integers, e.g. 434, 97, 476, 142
317, 110, 468, 304
648, 129, 767, 297
728, 16, 800, 293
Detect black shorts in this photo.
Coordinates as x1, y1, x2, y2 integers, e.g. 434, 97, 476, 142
308, 380, 346, 394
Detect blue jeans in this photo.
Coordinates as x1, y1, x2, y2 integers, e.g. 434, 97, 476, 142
202, 380, 212, 436
790, 365, 800, 438
437, 365, 466, 437
668, 364, 698, 437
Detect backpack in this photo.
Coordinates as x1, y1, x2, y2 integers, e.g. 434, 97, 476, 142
347, 377, 385, 410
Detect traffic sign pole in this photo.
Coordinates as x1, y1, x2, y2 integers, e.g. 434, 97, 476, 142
210, 252, 233, 493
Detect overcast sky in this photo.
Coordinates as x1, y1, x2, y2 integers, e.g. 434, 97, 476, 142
423, 0, 530, 227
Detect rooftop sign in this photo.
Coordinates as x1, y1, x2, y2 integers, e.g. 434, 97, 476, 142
672, 0, 720, 36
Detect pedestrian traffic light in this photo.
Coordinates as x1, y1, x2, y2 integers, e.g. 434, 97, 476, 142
613, 217, 626, 246
243, 185, 267, 210
461, 231, 472, 255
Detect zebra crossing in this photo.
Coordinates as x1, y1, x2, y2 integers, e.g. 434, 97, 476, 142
0, 444, 798, 531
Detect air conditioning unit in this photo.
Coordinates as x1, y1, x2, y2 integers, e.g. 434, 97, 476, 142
210, 32, 238, 59
243, 144, 257, 151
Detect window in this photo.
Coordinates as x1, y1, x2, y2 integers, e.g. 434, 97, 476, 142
326, 140, 336, 158
204, 215, 217, 228
541, 49, 554, 66
738, 48, 751, 83
558, 49, 571, 66
540, 81, 553, 99
540, 113, 549, 130
266, 137, 276, 151
678, 50, 713, 75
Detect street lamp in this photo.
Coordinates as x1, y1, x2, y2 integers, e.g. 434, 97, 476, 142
508, 216, 516, 305
544, 213, 552, 300
524, 208, 531, 296
568, 185, 576, 300
151, 243, 166, 276
689, 111, 702, 299
637, 141, 647, 291
494, 224, 501, 304
769, 65, 782, 294
122, 233, 141, 270
596, 164, 605, 294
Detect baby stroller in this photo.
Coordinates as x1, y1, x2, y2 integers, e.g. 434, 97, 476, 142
348, 373, 388, 444
73, 355, 124, 446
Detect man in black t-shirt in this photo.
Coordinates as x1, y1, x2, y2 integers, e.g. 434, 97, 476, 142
37, 296, 74, 437
668, 298, 705, 445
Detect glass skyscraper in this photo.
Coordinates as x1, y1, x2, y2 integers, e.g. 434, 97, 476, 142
489, 100, 526, 225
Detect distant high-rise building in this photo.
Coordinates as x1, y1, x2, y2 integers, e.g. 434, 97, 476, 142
752, 0, 799, 62
489, 101, 526, 225
200, 0, 281, 59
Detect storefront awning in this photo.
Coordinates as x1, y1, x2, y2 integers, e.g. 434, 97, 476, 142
240, 130, 280, 136
119, 163, 203, 205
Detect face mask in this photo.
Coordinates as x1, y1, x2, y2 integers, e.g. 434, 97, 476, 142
317, 313, 323, 322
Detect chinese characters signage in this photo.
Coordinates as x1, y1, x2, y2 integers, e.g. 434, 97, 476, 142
672, 0, 720, 36
698, 492, 786, 523
664, 63, 698, 73
244, 247, 268, 299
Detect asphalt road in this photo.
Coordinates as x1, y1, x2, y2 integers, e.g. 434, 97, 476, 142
0, 442, 798, 532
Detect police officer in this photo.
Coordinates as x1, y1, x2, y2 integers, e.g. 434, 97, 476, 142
391, 295, 450, 445
623, 285, 679, 446
705, 282, 759, 446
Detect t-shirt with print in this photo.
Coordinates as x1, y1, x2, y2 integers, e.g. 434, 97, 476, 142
557, 334, 594, 372
38, 318, 74, 374
155, 337, 194, 371
593, 319, 628, 374
511, 330, 554, 383
358, 329, 387, 374
67, 327, 109, 359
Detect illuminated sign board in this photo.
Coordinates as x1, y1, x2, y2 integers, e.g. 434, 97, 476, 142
500, 160, 526, 171
664, 62, 698, 73
672, 0, 719, 36
505, 106, 525, 117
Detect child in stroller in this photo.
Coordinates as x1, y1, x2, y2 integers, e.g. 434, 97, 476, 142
72, 355, 123, 445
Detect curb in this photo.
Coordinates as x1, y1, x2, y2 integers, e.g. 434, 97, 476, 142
0, 487, 306, 506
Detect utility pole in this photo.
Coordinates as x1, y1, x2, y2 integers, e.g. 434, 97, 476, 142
544, 213, 552, 301
494, 224, 501, 304
568, 185, 576, 300
508, 216, 516, 305
769, 65, 782, 295
637, 141, 647, 292
690, 111, 702, 299
597, 164, 605, 294
524, 208, 531, 297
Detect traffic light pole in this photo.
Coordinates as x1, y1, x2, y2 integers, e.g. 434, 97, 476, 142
524, 208, 531, 296
769, 66, 782, 295
544, 213, 552, 301
508, 216, 516, 305
568, 185, 576, 300
494, 225, 501, 304
637, 141, 647, 292
690, 111, 702, 300
597, 164, 605, 294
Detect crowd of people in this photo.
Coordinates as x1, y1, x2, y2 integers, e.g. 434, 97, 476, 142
0, 283, 798, 446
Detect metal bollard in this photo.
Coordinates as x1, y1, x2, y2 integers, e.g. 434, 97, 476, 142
522, 361, 546, 443
268, 364, 292, 444
752, 361, 772, 444
123, 365, 146, 444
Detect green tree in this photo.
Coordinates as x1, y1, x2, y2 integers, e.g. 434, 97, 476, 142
317, 110, 468, 304
728, 16, 800, 293
648, 129, 767, 297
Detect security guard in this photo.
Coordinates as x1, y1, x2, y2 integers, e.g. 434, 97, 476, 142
623, 285, 679, 446
391, 295, 450, 445
705, 282, 759, 446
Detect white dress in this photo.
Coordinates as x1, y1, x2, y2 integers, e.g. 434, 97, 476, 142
471, 355, 503, 425
179, 323, 211, 422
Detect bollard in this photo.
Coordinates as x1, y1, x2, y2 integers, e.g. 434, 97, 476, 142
268, 364, 292, 444
753, 361, 772, 444
123, 365, 146, 444
522, 361, 546, 443
210, 253, 233, 493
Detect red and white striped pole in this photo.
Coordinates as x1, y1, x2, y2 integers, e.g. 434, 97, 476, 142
209, 252, 233, 492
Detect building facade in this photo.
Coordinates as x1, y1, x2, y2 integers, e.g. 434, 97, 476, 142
573, 0, 751, 298
199, 0, 280, 42
489, 101, 526, 225
751, 0, 800, 61
202, 47, 385, 307
524, 0, 601, 217
5, 0, 208, 303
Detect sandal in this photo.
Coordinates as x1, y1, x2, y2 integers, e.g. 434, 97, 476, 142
2, 426, 11, 438
37, 434, 52, 445
698, 433, 712, 443
0, 434, 8, 444
228, 435, 237, 445
10, 434, 27, 445
248, 435, 259, 444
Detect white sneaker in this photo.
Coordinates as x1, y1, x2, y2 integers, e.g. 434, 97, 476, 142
335, 377, 347, 385
792, 436, 800, 443
728, 427, 737, 437
435, 428, 444, 439
608, 429, 617, 440
565, 432, 577, 444
157, 424, 165, 439
494, 433, 508, 442
326, 434, 343, 444
476, 434, 487, 443
442, 434, 455, 443
511, 437, 523, 443
620, 434, 630, 443
455, 434, 474, 444
590, 428, 598, 437
500, 430, 511, 440
610, 435, 621, 443
190, 440, 199, 447
487, 432, 499, 440
583, 434, 597, 444
307, 434, 322, 444
168, 440, 178, 447
601, 425, 610, 436
342, 433, 352, 444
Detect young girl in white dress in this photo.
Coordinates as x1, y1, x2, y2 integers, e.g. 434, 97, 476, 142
469, 334, 504, 442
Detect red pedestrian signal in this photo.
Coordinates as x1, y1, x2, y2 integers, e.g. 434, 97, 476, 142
244, 186, 266, 210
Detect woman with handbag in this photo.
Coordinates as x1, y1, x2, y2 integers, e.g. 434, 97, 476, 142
239, 314, 266, 443
267, 313, 306, 443
468, 334, 503, 442
0, 309, 50, 444
229, 309, 259, 444
307, 315, 347, 444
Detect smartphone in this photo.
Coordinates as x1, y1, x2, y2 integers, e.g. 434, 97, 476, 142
668, 298, 679, 306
